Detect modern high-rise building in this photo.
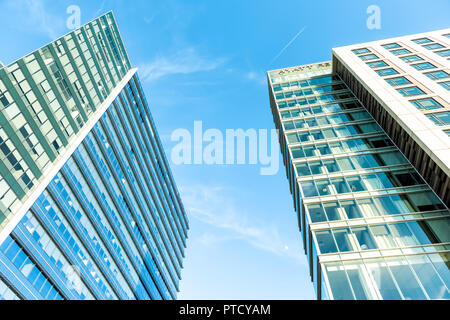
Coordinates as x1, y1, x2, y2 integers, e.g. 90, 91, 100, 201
267, 29, 450, 300
0, 12, 188, 300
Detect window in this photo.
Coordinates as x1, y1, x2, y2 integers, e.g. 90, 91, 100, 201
359, 53, 379, 61
410, 98, 443, 110
316, 230, 337, 253
396, 86, 425, 97
436, 49, 450, 57
400, 55, 423, 63
412, 38, 433, 44
424, 71, 450, 80
382, 43, 401, 49
352, 48, 370, 55
300, 181, 318, 197
423, 43, 445, 50
439, 81, 450, 90
386, 76, 411, 86
411, 62, 436, 70
376, 68, 399, 76
444, 130, 450, 137
426, 112, 450, 126
443, 34, 450, 39
367, 61, 388, 68
391, 48, 411, 56
0, 92, 9, 107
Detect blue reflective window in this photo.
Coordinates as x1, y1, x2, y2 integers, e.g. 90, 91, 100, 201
386, 76, 411, 86
382, 43, 401, 49
412, 62, 436, 70
376, 68, 399, 76
367, 60, 388, 68
425, 71, 450, 80
427, 112, 450, 126
360, 53, 379, 61
352, 48, 370, 55
396, 86, 426, 97
411, 98, 444, 110
439, 81, 450, 90
436, 49, 450, 57
391, 48, 411, 56
423, 43, 445, 50
400, 55, 424, 63
412, 38, 433, 44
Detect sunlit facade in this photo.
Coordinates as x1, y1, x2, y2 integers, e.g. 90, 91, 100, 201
0, 12, 188, 300
268, 60, 450, 299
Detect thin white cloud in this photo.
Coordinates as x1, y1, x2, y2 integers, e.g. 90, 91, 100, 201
245, 71, 267, 85
270, 26, 307, 65
181, 185, 305, 264
6, 0, 64, 40
138, 47, 227, 81
94, 0, 108, 17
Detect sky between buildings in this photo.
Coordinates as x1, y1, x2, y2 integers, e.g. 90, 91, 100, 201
0, 0, 449, 299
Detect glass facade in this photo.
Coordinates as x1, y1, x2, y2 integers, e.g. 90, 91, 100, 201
0, 12, 188, 300
268, 63, 450, 300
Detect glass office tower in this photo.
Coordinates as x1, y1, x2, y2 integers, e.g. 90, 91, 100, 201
268, 61, 450, 300
0, 12, 188, 300
333, 28, 450, 209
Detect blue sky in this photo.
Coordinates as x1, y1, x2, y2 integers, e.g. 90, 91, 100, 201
1, 0, 449, 299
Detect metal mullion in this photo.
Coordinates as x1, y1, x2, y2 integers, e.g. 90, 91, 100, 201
79, 28, 110, 94
70, 33, 103, 105
95, 114, 181, 287
33, 53, 79, 134
59, 38, 97, 113
17, 60, 68, 146
69, 152, 143, 300
12, 225, 76, 300
98, 16, 126, 79
87, 23, 117, 88
115, 95, 184, 269
0, 157, 25, 199
89, 126, 174, 299
44, 186, 121, 300
131, 76, 188, 232
79, 138, 159, 300
100, 112, 181, 288
108, 12, 132, 69
0, 250, 44, 299
83, 131, 168, 299
28, 206, 103, 300
53, 171, 131, 300
46, 45, 88, 122
0, 70, 56, 162
133, 78, 189, 234
122, 88, 186, 256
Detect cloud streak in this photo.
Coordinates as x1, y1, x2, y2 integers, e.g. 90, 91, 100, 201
181, 185, 305, 264
270, 26, 307, 65
7, 0, 64, 40
138, 47, 226, 81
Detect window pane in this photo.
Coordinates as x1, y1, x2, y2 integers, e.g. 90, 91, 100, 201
325, 263, 355, 300
366, 260, 402, 300
387, 258, 427, 299
316, 230, 338, 254
406, 255, 450, 299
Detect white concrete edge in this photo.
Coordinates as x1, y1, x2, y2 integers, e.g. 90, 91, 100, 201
332, 49, 450, 177
0, 68, 137, 245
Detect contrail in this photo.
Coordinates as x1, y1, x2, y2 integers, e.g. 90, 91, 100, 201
270, 26, 307, 65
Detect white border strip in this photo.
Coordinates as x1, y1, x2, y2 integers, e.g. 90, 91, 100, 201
0, 68, 137, 245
